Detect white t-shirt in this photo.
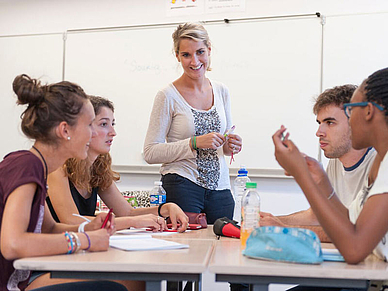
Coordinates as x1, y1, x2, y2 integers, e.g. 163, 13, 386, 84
143, 80, 232, 190
327, 148, 376, 208
349, 152, 388, 261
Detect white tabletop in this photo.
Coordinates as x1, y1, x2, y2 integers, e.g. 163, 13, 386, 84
14, 239, 213, 274
209, 240, 388, 289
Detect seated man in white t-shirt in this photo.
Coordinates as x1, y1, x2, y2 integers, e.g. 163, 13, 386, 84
261, 84, 376, 242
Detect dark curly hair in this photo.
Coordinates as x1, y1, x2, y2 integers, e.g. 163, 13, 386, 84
362, 67, 388, 116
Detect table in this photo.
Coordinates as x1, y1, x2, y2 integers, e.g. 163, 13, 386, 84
14, 239, 214, 291
209, 240, 388, 291
153, 225, 225, 241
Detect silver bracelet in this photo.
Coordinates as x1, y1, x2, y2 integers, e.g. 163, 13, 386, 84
70, 232, 81, 253
327, 189, 335, 200
78, 221, 89, 233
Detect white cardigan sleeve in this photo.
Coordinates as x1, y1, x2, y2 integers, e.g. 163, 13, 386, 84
143, 90, 196, 164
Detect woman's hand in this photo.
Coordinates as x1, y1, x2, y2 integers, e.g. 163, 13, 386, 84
162, 203, 189, 232
272, 126, 308, 179
85, 212, 116, 235
126, 214, 166, 232
196, 132, 225, 149
83, 229, 110, 252
227, 133, 242, 154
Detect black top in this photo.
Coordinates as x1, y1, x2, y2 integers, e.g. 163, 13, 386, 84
47, 180, 98, 222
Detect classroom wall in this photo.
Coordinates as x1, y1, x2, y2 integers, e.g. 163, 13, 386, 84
1, 0, 388, 218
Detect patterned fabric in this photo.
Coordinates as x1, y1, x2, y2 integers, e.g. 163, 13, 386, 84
192, 108, 221, 190
121, 190, 151, 208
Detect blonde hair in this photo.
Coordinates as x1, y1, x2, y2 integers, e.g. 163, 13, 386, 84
172, 22, 212, 71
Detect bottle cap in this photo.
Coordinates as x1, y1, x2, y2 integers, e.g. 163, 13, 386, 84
237, 166, 248, 176
154, 181, 162, 186
246, 182, 257, 188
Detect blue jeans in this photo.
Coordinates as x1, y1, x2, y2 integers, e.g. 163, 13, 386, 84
161, 173, 234, 224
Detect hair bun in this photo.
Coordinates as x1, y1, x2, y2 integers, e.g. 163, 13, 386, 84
13, 74, 45, 105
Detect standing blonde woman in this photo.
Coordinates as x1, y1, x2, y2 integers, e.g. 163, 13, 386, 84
144, 23, 243, 224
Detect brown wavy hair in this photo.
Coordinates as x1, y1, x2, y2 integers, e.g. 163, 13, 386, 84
64, 96, 119, 192
12, 74, 88, 144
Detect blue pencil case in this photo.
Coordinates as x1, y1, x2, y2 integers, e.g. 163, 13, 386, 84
243, 226, 323, 264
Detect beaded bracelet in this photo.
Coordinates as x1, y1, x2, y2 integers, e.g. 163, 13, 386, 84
70, 232, 81, 253
83, 232, 91, 251
63, 231, 74, 254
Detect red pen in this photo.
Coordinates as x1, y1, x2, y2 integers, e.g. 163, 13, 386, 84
101, 208, 113, 229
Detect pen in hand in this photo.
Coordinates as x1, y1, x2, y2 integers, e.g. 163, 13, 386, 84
101, 208, 113, 229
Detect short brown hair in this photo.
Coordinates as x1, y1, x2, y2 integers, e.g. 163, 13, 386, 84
313, 84, 357, 115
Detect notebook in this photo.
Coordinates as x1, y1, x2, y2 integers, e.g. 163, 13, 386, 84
109, 235, 189, 251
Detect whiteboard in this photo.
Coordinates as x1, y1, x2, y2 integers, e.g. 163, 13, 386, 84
323, 13, 388, 89
321, 13, 388, 168
65, 17, 322, 170
0, 34, 64, 159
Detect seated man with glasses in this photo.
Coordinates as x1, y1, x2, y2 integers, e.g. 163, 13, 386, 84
261, 84, 377, 242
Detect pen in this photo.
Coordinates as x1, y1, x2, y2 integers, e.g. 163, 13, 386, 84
72, 214, 91, 222
225, 125, 236, 165
282, 131, 288, 148
101, 208, 113, 229
224, 125, 235, 137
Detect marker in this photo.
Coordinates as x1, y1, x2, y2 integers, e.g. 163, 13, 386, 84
101, 208, 113, 229
224, 125, 235, 137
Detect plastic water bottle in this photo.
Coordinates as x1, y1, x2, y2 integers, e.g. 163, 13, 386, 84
233, 166, 250, 224
240, 182, 260, 250
149, 181, 166, 207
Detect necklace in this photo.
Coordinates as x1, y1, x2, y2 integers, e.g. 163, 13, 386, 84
32, 145, 48, 190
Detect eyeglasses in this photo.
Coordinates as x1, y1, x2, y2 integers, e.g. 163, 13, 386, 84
343, 102, 384, 118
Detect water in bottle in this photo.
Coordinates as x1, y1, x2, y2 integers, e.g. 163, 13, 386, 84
240, 182, 260, 250
233, 165, 250, 224
149, 181, 166, 207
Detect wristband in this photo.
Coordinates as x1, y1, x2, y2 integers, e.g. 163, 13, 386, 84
78, 221, 89, 233
327, 189, 335, 200
63, 231, 74, 254
70, 232, 81, 253
191, 136, 198, 150
83, 232, 91, 251
158, 203, 166, 218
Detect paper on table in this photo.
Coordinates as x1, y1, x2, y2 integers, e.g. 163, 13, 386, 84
116, 228, 190, 236
110, 234, 152, 240
322, 248, 345, 262
109, 236, 189, 251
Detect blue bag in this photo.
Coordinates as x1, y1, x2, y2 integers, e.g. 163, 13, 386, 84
243, 226, 323, 264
